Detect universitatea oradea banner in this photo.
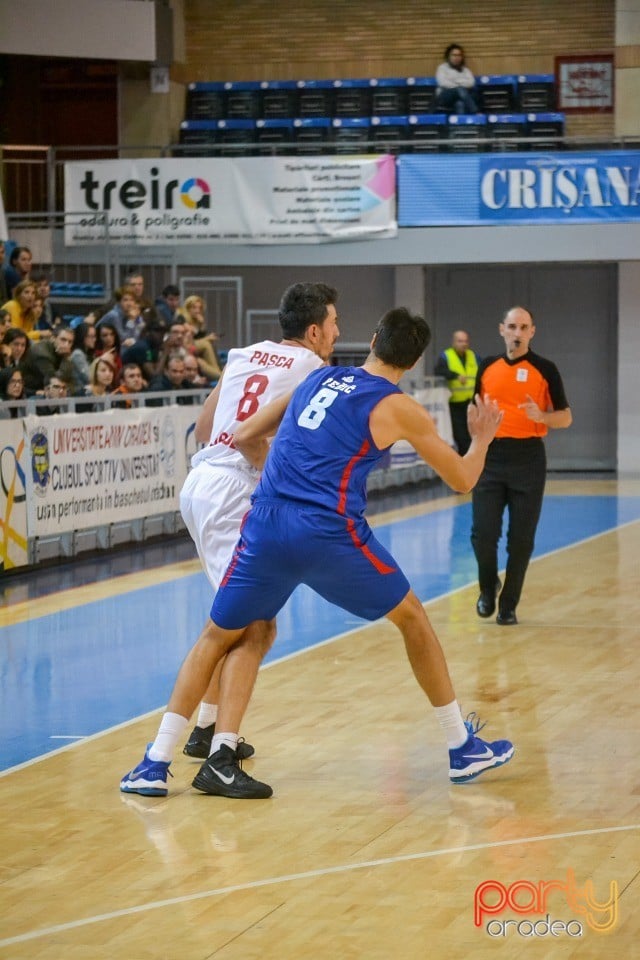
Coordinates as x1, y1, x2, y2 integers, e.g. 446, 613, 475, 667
25, 407, 197, 537
398, 150, 640, 225
64, 155, 397, 245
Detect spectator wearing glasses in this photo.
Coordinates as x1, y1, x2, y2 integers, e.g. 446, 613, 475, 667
0, 367, 26, 417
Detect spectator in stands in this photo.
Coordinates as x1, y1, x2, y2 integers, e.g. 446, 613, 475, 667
70, 321, 98, 391
124, 271, 152, 311
97, 285, 144, 347
2, 246, 32, 297
0, 308, 11, 345
0, 366, 26, 417
182, 352, 209, 387
95, 320, 123, 382
181, 322, 221, 383
30, 326, 76, 393
1, 343, 11, 368
120, 312, 168, 384
39, 373, 69, 416
3, 328, 41, 395
85, 356, 117, 398
0, 243, 9, 303
32, 274, 63, 335
146, 353, 193, 404
154, 284, 181, 326
2, 280, 38, 337
178, 294, 223, 379
434, 43, 479, 115
111, 362, 145, 408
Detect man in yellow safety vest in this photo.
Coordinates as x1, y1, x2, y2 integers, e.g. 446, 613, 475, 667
434, 330, 479, 455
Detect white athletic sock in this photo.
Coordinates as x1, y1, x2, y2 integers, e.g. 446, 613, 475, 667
210, 732, 239, 757
434, 700, 468, 749
148, 712, 189, 763
197, 703, 218, 728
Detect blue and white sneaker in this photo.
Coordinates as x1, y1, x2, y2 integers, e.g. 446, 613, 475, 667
449, 713, 514, 784
120, 746, 173, 797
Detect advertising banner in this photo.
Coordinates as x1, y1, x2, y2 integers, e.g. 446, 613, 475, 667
398, 150, 640, 225
0, 421, 28, 572
64, 155, 397, 245
24, 407, 198, 537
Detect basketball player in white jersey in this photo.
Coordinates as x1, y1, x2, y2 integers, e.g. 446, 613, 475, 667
121, 282, 339, 796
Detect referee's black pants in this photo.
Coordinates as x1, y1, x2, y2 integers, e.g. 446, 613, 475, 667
471, 438, 546, 612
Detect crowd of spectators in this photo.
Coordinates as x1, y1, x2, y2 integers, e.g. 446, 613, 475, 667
0, 244, 223, 417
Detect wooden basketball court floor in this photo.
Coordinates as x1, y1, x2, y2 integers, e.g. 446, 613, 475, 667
1, 477, 639, 958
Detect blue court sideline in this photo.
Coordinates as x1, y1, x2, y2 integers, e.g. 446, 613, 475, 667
1, 495, 639, 772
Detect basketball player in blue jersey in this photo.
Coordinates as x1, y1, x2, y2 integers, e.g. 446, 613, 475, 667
123, 307, 514, 799
121, 282, 339, 798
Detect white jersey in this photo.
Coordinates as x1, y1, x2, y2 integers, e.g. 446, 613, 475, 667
191, 340, 323, 474
182, 339, 324, 589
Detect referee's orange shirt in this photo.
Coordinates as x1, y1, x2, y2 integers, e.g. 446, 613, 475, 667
477, 353, 567, 439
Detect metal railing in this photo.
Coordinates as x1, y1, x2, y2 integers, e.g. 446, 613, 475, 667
3, 136, 640, 215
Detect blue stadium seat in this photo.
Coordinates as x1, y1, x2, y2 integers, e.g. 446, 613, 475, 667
217, 118, 256, 155
186, 82, 226, 120
261, 80, 298, 119
526, 112, 565, 149
370, 115, 409, 154
179, 120, 220, 154
517, 74, 556, 112
294, 117, 332, 154
333, 79, 371, 118
296, 80, 334, 118
370, 77, 408, 116
332, 116, 371, 154
406, 77, 437, 114
487, 113, 528, 152
477, 75, 517, 113
224, 81, 262, 119
447, 114, 488, 153
408, 113, 448, 152
256, 118, 294, 155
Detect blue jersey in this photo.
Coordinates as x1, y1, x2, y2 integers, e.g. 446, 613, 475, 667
255, 366, 400, 521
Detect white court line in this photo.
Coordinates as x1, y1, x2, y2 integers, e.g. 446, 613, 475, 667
1, 516, 638, 779
1, 823, 637, 948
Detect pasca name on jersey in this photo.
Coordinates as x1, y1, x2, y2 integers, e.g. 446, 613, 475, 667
250, 350, 295, 369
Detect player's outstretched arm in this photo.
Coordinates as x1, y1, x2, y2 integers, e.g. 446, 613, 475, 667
370, 393, 502, 494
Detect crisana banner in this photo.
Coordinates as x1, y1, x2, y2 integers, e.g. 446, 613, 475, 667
398, 150, 640, 225
64, 156, 397, 245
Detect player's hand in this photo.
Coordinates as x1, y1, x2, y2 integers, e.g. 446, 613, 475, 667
518, 394, 545, 423
467, 394, 503, 444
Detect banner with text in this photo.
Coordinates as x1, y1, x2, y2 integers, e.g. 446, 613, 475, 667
398, 150, 640, 225
24, 407, 199, 537
64, 155, 397, 245
0, 421, 28, 572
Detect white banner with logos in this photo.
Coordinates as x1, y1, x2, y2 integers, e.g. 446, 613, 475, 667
64, 155, 397, 245
24, 407, 199, 537
0, 420, 28, 572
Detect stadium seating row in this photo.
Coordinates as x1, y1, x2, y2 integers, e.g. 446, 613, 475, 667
185, 75, 556, 122
178, 112, 565, 156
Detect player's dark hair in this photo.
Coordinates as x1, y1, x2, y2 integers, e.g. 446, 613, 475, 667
373, 307, 431, 369
279, 282, 338, 339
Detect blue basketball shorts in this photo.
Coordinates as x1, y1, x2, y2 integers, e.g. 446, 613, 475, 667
211, 498, 410, 629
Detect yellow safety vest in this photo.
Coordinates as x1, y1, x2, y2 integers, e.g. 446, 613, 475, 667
444, 348, 478, 403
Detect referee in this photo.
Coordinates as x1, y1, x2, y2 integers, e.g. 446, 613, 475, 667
472, 307, 572, 625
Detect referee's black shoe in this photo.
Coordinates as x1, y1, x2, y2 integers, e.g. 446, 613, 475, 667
497, 608, 518, 626
476, 578, 501, 618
